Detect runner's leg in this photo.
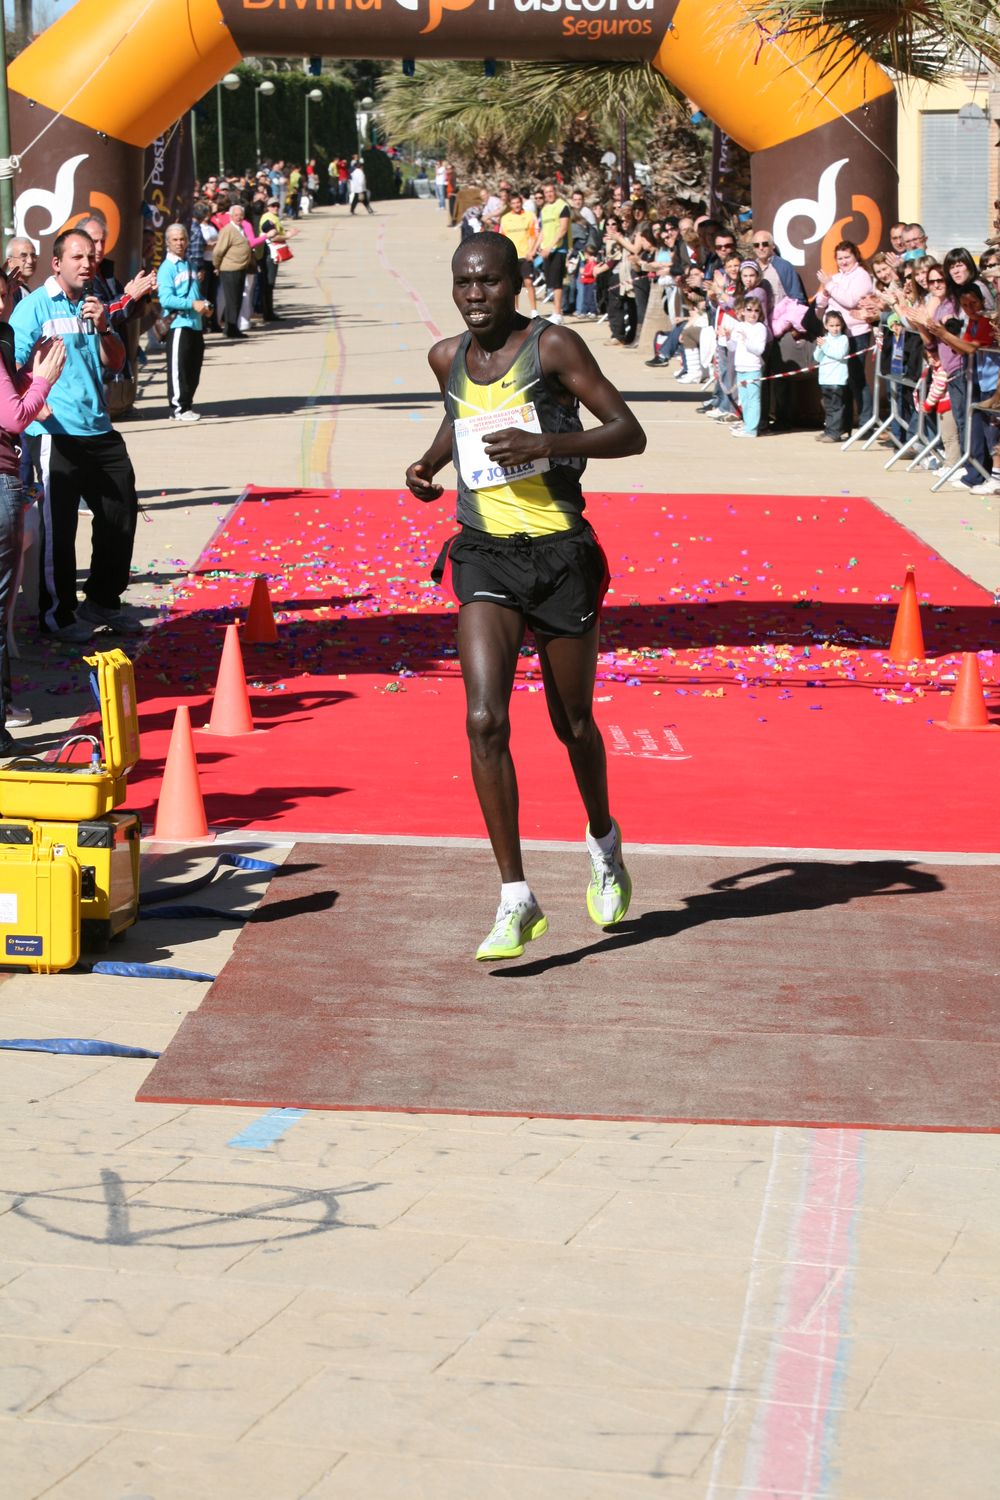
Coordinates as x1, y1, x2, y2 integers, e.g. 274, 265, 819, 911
457, 601, 527, 882
534, 624, 611, 838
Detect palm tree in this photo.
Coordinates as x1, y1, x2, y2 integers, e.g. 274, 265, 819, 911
745, 0, 1000, 82
377, 59, 701, 194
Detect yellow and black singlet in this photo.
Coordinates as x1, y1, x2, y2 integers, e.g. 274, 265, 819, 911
446, 319, 586, 538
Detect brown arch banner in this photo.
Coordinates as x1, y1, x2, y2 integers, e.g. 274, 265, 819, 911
7, 0, 895, 281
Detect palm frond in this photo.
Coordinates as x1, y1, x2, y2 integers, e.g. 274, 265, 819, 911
745, 0, 1000, 84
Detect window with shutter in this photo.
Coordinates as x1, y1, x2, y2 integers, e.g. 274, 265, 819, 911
920, 109, 990, 251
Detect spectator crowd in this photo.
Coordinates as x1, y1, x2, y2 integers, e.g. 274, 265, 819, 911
455, 178, 1000, 495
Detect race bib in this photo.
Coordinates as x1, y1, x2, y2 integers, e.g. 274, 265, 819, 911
454, 402, 550, 490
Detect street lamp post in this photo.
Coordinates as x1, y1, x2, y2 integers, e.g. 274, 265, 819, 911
304, 86, 322, 166
255, 79, 275, 165
216, 71, 240, 175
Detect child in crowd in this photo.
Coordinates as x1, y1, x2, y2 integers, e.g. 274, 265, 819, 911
730, 296, 768, 438
813, 309, 851, 442
576, 246, 599, 317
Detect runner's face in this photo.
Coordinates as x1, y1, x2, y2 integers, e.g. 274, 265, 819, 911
453, 248, 515, 334
166, 227, 188, 256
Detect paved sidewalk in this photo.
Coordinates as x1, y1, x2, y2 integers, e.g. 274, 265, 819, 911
1, 201, 998, 1499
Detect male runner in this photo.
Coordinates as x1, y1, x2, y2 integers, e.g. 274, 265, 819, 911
405, 233, 646, 961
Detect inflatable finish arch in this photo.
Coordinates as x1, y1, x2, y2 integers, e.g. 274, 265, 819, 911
7, 0, 896, 282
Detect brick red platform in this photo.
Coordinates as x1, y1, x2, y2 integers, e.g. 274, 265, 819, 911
137, 844, 1000, 1131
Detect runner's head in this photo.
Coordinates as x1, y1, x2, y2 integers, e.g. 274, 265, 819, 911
451, 234, 520, 335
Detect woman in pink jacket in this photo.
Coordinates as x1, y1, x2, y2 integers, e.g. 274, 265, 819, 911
815, 240, 875, 433
0, 264, 66, 752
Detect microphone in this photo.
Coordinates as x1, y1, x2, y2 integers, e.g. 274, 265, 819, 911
82, 279, 95, 335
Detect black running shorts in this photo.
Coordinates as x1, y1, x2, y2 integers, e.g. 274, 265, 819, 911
543, 250, 566, 290
517, 257, 535, 283
432, 522, 609, 637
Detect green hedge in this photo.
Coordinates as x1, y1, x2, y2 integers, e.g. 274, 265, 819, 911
361, 147, 399, 201
196, 66, 358, 184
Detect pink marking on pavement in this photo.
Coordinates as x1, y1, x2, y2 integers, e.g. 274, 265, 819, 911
376, 224, 443, 340
743, 1128, 864, 1498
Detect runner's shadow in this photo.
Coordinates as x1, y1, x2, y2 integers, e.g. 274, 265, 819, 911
492, 860, 945, 978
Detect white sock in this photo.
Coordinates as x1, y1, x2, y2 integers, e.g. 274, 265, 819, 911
501, 880, 532, 908
586, 823, 618, 857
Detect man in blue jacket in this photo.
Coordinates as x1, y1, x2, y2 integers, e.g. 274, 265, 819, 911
10, 227, 138, 642
156, 224, 213, 423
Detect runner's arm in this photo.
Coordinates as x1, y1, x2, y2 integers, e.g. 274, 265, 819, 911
481, 325, 645, 466
405, 339, 460, 501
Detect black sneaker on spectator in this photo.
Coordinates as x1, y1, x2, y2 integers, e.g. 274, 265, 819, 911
0, 732, 18, 758
77, 600, 146, 635
41, 618, 95, 644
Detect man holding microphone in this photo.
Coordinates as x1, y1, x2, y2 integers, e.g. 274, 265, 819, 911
10, 227, 139, 642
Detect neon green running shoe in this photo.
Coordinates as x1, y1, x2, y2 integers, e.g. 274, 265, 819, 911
586, 819, 632, 926
476, 897, 549, 961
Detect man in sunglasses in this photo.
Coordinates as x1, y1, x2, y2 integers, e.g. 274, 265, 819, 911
751, 232, 806, 304
703, 230, 737, 281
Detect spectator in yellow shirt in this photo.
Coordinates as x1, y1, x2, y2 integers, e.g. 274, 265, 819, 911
500, 191, 539, 316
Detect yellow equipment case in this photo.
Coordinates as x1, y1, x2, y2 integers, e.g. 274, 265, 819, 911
0, 813, 140, 949
0, 838, 80, 973
0, 649, 140, 820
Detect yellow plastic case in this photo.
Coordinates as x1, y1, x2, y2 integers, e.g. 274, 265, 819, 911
0, 649, 140, 821
0, 813, 140, 950
0, 839, 80, 973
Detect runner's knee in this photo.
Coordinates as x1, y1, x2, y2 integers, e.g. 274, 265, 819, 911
466, 701, 511, 754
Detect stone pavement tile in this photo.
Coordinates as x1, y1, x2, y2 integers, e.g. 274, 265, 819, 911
939, 1225, 1000, 1280
391, 1180, 614, 1244
1, 1416, 113, 1500
860, 1343, 1000, 1423
849, 1207, 967, 1275
251, 1370, 730, 1475
389, 1112, 530, 1135
2, 1053, 121, 1105
236, 1289, 486, 1374
135, 1106, 420, 1163
546, 1142, 774, 1196
359, 1127, 582, 1183
42, 1432, 345, 1500
407, 1239, 770, 1324
825, 1412, 1000, 1500
27, 1347, 325, 1441
515, 1117, 694, 1144
0, 1335, 111, 1415
0, 1099, 187, 1155
0, 1264, 298, 1355
0, 1149, 189, 1199
863, 1129, 1000, 1169
884, 1162, 1000, 1220
230, 1224, 468, 1296
570, 1185, 794, 1258
305, 1452, 703, 1499
0, 1188, 310, 1278
440, 1307, 891, 1402
830, 1269, 1000, 1344
132, 1156, 434, 1229
670, 1124, 815, 1155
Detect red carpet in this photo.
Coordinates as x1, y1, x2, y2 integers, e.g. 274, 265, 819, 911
121, 487, 999, 851
136, 844, 1000, 1131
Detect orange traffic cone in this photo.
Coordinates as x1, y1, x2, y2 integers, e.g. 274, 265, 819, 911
888, 566, 925, 663
153, 705, 210, 841
934, 652, 999, 731
244, 575, 278, 644
205, 624, 254, 736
